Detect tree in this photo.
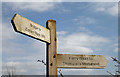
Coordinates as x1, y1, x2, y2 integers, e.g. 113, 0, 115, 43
107, 57, 120, 77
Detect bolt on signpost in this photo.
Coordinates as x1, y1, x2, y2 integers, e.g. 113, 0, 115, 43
11, 14, 108, 76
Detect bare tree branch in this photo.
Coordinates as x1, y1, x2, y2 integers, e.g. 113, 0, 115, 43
111, 57, 120, 64
107, 57, 120, 77
115, 65, 120, 67
6, 65, 11, 76
37, 60, 64, 76
107, 71, 115, 77
37, 60, 46, 65
116, 71, 120, 74
58, 69, 63, 77
5, 65, 16, 77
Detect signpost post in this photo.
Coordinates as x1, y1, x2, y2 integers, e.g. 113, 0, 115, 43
11, 14, 108, 76
46, 20, 57, 76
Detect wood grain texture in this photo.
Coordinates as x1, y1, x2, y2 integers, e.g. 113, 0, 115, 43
46, 19, 57, 76
11, 14, 50, 43
57, 54, 108, 69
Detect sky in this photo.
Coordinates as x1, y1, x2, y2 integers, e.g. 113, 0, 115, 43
0, 0, 119, 76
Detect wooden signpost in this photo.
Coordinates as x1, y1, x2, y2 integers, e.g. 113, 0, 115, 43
11, 14, 50, 43
11, 14, 108, 76
46, 20, 57, 75
57, 54, 108, 69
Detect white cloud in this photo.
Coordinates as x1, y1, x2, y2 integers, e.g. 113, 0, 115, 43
4, 40, 46, 62
57, 31, 67, 35
0, 19, 2, 77
1, 22, 18, 76
2, 29, 110, 74
113, 43, 119, 52
3, 61, 45, 75
107, 4, 118, 16
79, 27, 93, 34
32, 40, 46, 51
2, 0, 62, 2
3, 61, 26, 75
2, 22, 46, 75
60, 69, 93, 75
95, 3, 118, 16
58, 32, 110, 54
114, 43, 118, 46
4, 2, 69, 13
3, 42, 28, 54
94, 48, 102, 51
6, 2, 56, 12
105, 55, 112, 61
79, 27, 88, 31
114, 48, 118, 52
2, 22, 45, 55
74, 16, 97, 25
2, 0, 119, 2
0, 61, 2, 76
96, 7, 105, 11
2, 39, 46, 64
2, 23, 18, 41
114, 47, 120, 52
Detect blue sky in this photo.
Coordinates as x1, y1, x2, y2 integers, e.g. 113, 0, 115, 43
1, 1, 119, 75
